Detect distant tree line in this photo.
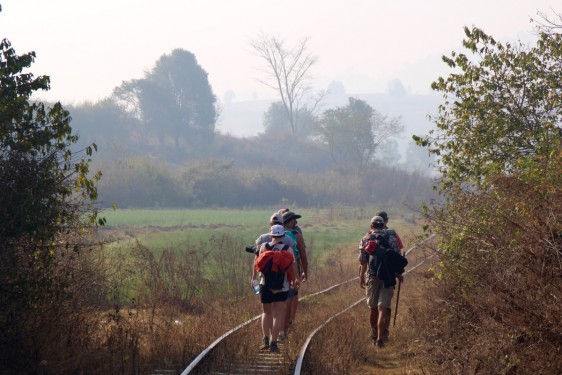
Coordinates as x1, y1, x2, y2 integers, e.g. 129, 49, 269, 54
95, 156, 434, 208
65, 46, 435, 208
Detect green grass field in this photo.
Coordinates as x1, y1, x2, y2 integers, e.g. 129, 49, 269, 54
101, 208, 278, 227
99, 206, 420, 258
97, 207, 423, 304
102, 208, 380, 253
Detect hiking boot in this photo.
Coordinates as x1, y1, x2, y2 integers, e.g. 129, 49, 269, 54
375, 339, 385, 348
269, 341, 279, 353
278, 331, 286, 341
382, 329, 389, 342
260, 336, 270, 350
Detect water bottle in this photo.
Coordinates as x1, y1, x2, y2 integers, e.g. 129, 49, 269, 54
251, 279, 261, 295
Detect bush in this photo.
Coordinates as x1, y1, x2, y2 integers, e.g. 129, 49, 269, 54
416, 162, 562, 374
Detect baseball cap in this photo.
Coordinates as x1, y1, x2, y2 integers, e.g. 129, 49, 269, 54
371, 216, 384, 224
375, 211, 388, 220
270, 212, 284, 225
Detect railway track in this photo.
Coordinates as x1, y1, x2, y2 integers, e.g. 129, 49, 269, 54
177, 234, 436, 375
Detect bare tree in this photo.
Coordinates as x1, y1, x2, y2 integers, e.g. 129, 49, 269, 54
250, 34, 321, 135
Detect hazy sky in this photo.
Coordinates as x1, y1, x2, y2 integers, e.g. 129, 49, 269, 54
1, 1, 557, 105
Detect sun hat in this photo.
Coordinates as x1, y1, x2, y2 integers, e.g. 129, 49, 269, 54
282, 211, 301, 223
268, 224, 285, 237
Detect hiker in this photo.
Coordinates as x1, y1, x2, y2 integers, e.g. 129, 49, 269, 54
375, 210, 404, 342
252, 213, 294, 286
358, 216, 406, 348
254, 224, 300, 352
279, 207, 303, 236
281, 210, 308, 338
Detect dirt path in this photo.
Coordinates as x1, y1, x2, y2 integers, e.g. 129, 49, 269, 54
352, 340, 421, 375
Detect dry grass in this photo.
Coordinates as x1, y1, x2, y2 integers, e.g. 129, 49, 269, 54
1, 211, 428, 375
294, 238, 436, 375
402, 172, 562, 375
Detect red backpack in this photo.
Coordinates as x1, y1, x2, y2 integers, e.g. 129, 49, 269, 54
254, 243, 294, 290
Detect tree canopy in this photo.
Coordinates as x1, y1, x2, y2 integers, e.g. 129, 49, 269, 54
113, 49, 217, 158
0, 38, 101, 244
316, 97, 403, 170
262, 101, 317, 139
251, 34, 322, 136
414, 25, 562, 189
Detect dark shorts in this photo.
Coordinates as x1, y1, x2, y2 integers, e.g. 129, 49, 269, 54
260, 288, 289, 304
287, 287, 299, 299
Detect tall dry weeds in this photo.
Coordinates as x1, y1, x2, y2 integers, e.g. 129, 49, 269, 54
407, 172, 562, 374
2, 211, 421, 374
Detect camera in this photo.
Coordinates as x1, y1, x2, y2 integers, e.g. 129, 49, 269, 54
245, 245, 259, 255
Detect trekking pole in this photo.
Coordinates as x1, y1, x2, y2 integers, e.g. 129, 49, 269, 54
393, 249, 406, 327
393, 278, 401, 327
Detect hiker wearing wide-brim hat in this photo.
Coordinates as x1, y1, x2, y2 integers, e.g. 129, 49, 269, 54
280, 210, 308, 339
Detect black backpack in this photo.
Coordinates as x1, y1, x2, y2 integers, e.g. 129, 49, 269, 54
386, 229, 401, 254
365, 230, 408, 287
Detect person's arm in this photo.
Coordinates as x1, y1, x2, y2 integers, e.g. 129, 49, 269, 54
296, 233, 308, 281
290, 257, 301, 289
253, 243, 268, 282
252, 236, 264, 281
359, 262, 368, 289
251, 237, 259, 281
358, 238, 368, 288
395, 232, 404, 251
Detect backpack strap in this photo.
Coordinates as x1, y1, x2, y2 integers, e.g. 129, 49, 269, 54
265, 242, 289, 252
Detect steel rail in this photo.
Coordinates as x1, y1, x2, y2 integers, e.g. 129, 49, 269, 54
180, 277, 359, 374
293, 298, 365, 374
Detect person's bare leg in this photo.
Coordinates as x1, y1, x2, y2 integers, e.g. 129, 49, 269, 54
369, 307, 378, 339
284, 296, 297, 333
291, 296, 298, 326
383, 307, 391, 339
261, 303, 273, 340
271, 301, 285, 342
377, 306, 388, 342
283, 298, 291, 332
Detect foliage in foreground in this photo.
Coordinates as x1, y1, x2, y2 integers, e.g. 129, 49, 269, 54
420, 165, 561, 374
0, 38, 102, 373
413, 16, 562, 374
